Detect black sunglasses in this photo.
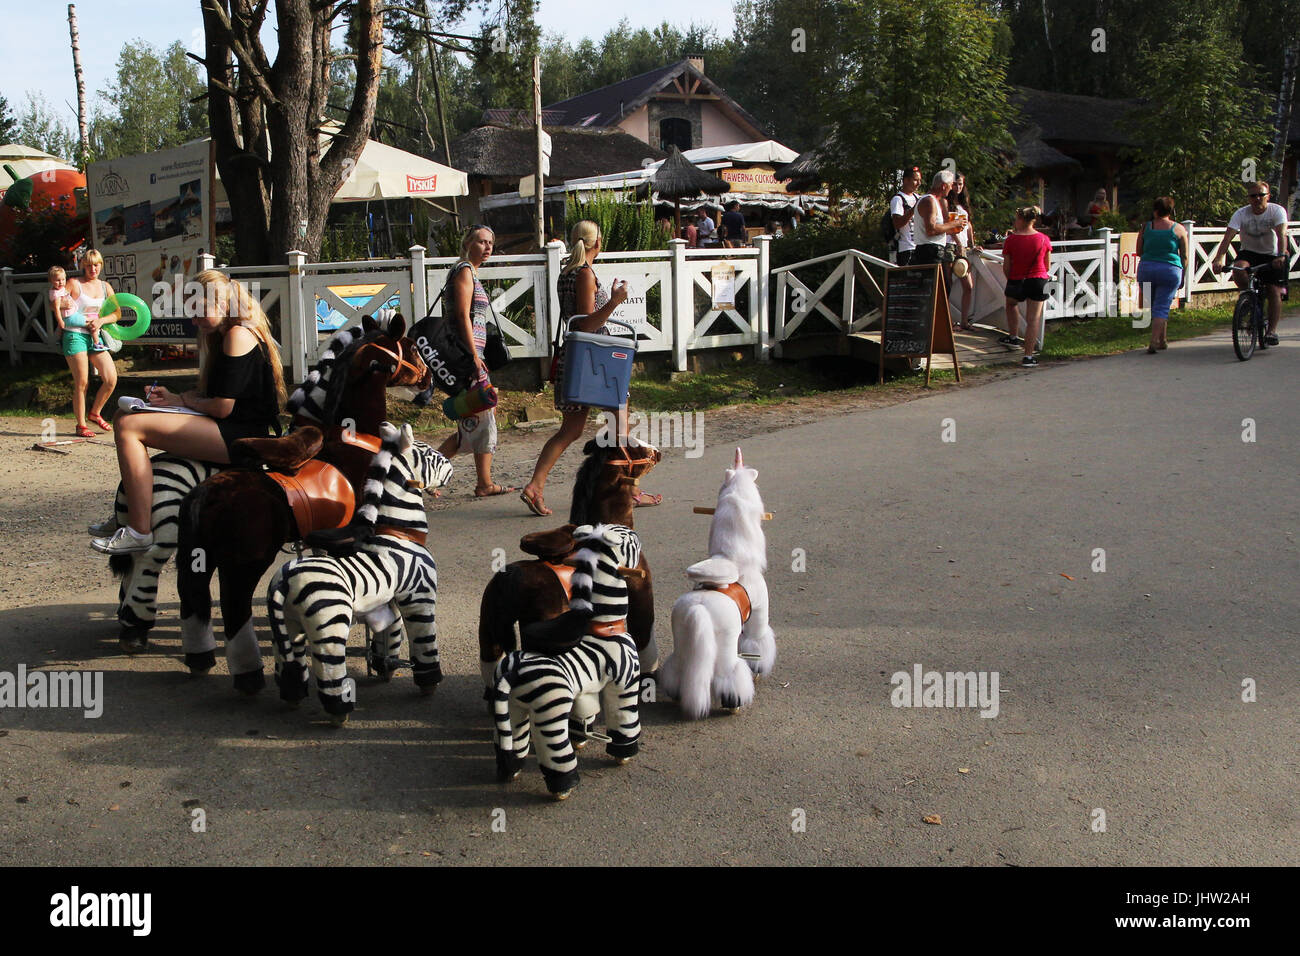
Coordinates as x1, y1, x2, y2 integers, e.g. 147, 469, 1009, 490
1248, 192, 1267, 199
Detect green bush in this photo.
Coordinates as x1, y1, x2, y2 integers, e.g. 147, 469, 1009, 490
565, 189, 666, 251
1091, 210, 1131, 232
769, 208, 886, 270
319, 214, 370, 262
428, 218, 464, 258
0, 207, 81, 271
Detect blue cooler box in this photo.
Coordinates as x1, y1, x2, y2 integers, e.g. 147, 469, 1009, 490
559, 319, 636, 410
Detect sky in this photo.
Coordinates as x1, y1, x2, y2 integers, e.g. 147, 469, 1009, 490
0, 0, 741, 135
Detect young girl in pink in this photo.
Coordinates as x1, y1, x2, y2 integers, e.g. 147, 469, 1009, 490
999, 206, 1052, 367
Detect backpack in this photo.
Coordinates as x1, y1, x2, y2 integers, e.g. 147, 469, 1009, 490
880, 193, 915, 245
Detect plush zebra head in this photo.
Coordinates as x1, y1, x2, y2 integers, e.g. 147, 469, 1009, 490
286, 314, 412, 426
285, 324, 363, 423
355, 422, 451, 534
568, 523, 642, 622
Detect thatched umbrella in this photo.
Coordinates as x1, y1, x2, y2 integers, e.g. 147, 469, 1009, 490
641, 146, 731, 231
774, 146, 824, 192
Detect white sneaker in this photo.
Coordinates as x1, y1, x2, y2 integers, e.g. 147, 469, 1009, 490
91, 526, 154, 555
88, 515, 118, 536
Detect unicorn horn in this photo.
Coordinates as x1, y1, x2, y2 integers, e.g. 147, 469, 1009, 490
734, 447, 743, 468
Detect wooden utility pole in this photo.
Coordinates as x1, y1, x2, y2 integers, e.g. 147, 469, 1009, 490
534, 55, 545, 250
419, 0, 459, 226
67, 4, 89, 169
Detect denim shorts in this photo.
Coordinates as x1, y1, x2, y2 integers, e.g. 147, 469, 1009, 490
1135, 260, 1183, 319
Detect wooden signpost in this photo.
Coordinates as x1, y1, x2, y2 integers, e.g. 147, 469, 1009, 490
879, 264, 961, 386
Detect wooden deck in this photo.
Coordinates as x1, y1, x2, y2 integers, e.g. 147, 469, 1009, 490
777, 323, 1027, 372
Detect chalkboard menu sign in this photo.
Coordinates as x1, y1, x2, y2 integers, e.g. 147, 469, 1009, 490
882, 266, 939, 356
879, 263, 961, 386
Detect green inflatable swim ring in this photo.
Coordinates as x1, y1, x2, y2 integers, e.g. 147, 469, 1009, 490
101, 293, 152, 341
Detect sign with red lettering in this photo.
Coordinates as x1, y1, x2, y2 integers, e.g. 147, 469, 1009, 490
406, 173, 438, 193
719, 165, 788, 194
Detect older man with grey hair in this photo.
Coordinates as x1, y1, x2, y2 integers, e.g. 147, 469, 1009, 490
911, 169, 967, 267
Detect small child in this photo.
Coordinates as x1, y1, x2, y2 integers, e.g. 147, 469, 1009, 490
50, 264, 106, 351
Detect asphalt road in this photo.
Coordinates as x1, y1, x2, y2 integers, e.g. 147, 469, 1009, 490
1, 326, 1296, 866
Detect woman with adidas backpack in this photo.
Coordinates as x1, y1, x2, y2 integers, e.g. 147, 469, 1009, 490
435, 225, 514, 498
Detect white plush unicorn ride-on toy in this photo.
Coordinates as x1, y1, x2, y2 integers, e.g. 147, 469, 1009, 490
660, 447, 775, 719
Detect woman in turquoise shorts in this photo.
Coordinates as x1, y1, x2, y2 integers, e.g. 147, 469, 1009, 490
63, 249, 120, 438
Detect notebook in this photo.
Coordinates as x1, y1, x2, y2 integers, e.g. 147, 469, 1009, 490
118, 396, 207, 417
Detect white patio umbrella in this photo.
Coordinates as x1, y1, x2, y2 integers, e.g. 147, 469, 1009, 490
210, 126, 468, 203
323, 131, 468, 202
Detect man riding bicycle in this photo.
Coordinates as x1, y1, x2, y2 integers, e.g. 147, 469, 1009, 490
1212, 181, 1289, 346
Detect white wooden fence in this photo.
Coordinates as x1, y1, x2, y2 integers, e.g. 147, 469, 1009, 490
7, 223, 1298, 374
1, 238, 772, 383
771, 223, 1300, 345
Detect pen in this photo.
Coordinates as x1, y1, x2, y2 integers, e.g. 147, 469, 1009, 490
146, 381, 157, 402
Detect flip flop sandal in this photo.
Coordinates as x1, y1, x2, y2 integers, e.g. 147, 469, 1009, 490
633, 491, 663, 508
475, 484, 518, 498
520, 488, 552, 516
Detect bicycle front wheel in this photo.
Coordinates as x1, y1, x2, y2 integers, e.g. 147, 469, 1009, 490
1233, 293, 1257, 360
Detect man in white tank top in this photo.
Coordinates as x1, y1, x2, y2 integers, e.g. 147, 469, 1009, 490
912, 171, 967, 266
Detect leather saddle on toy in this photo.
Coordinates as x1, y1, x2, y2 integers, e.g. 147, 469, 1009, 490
230, 426, 356, 537
519, 524, 577, 601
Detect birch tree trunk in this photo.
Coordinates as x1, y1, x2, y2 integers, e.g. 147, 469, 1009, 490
67, 4, 89, 169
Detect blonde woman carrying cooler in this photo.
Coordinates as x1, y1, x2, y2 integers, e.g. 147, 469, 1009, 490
520, 220, 660, 517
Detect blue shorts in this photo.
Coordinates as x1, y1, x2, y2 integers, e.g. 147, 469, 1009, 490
61, 330, 109, 356
1136, 260, 1182, 319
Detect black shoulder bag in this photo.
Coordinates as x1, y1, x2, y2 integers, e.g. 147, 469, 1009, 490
409, 264, 478, 398
483, 294, 510, 371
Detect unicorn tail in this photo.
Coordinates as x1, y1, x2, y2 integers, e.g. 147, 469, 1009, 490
674, 604, 716, 720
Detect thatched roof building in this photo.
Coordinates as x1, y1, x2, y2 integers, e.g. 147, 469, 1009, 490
450, 124, 667, 224
451, 125, 666, 186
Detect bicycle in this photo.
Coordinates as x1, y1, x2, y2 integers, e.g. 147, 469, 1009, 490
1229, 263, 1272, 361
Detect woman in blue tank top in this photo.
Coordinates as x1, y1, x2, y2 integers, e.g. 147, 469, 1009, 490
1135, 196, 1189, 353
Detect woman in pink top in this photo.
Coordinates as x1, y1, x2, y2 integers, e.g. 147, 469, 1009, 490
999, 205, 1052, 368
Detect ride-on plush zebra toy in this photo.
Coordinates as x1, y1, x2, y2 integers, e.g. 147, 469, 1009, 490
660, 447, 775, 719
492, 524, 644, 800
105, 323, 369, 652
268, 422, 452, 725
